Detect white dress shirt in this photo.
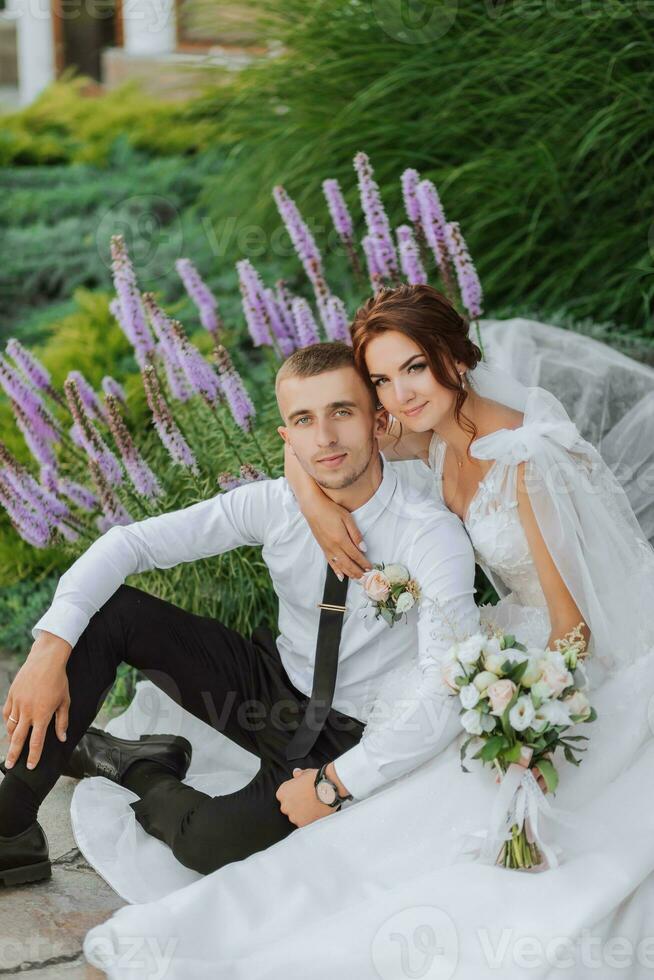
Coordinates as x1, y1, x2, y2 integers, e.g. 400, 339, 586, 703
33, 457, 480, 800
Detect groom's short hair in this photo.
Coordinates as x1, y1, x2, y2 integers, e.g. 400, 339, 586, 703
275, 342, 378, 408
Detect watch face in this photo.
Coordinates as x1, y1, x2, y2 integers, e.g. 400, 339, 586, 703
317, 780, 337, 805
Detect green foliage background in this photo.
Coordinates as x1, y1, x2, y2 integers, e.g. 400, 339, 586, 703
1, 0, 653, 681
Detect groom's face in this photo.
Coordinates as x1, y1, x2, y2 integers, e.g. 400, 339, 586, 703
277, 366, 387, 490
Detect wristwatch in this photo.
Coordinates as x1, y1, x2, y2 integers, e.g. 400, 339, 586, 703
314, 762, 353, 808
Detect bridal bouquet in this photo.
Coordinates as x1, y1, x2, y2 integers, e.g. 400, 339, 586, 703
442, 622, 596, 870
359, 563, 421, 628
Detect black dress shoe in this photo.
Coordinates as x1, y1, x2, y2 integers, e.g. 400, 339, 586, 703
62, 726, 193, 785
0, 821, 51, 887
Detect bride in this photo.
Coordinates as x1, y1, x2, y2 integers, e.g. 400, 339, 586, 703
82, 285, 654, 979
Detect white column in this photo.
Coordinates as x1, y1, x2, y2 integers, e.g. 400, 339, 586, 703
12, 0, 55, 105
122, 0, 177, 56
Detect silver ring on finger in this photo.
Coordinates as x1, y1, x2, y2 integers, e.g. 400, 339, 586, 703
331, 556, 339, 563
8, 715, 18, 724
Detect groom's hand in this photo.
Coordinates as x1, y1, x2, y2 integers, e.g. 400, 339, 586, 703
275, 768, 336, 828
2, 632, 71, 771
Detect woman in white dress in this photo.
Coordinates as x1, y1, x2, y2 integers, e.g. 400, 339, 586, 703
83, 285, 654, 979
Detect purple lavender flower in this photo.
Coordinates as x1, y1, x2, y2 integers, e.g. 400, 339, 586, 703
324, 295, 352, 344
59, 479, 98, 512
396, 224, 428, 285
361, 235, 385, 293
88, 459, 133, 528
322, 178, 354, 241
64, 377, 124, 486
6, 338, 53, 397
11, 400, 58, 468
0, 471, 51, 548
141, 365, 199, 473
143, 293, 222, 407
68, 370, 105, 423
216, 472, 246, 491
110, 235, 156, 369
2, 466, 76, 542
176, 258, 223, 339
160, 348, 194, 403
105, 394, 163, 500
416, 179, 457, 300
263, 288, 295, 356
401, 169, 422, 226
444, 221, 484, 319
291, 298, 321, 347
40, 464, 59, 495
213, 345, 256, 433
237, 260, 274, 349
0, 355, 61, 444
101, 376, 127, 405
353, 152, 399, 279
275, 280, 300, 345
272, 185, 332, 330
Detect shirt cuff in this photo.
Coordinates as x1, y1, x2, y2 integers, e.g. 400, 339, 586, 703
331, 742, 389, 801
32, 601, 91, 649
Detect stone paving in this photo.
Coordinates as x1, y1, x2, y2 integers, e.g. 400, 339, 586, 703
0, 651, 126, 978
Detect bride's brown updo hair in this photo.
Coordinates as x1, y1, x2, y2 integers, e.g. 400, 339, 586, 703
350, 283, 483, 449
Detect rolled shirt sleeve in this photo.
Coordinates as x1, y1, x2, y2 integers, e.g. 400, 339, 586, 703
333, 511, 480, 800
32, 480, 274, 649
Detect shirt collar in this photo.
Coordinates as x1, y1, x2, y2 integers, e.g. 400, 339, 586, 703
347, 455, 398, 534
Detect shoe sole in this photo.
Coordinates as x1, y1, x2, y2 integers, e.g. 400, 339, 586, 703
0, 859, 52, 887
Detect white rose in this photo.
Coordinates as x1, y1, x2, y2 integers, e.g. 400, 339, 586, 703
459, 684, 480, 709
395, 592, 415, 614
540, 653, 573, 698
461, 709, 483, 736
453, 633, 486, 666
487, 679, 518, 716
441, 659, 463, 694
474, 670, 498, 694
480, 713, 498, 733
482, 636, 502, 659
563, 690, 591, 721
509, 695, 536, 732
521, 654, 545, 688
531, 709, 549, 733
501, 648, 528, 666
539, 699, 572, 727
483, 652, 506, 676
531, 679, 555, 700
383, 563, 410, 586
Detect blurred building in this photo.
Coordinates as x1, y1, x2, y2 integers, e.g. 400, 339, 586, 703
0, 0, 266, 106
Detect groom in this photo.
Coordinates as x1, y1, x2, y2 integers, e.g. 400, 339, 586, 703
0, 341, 479, 885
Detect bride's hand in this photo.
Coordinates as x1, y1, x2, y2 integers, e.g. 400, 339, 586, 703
304, 497, 372, 581
283, 439, 372, 581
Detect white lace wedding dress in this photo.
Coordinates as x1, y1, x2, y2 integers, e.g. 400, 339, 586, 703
79, 317, 654, 979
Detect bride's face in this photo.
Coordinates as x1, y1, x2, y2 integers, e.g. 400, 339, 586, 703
365, 330, 460, 432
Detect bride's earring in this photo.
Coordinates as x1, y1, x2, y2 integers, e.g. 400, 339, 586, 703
459, 371, 466, 391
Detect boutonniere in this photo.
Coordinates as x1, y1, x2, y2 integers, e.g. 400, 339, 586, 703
360, 563, 421, 628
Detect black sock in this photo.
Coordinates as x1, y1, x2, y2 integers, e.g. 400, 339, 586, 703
0, 771, 40, 837
120, 758, 179, 799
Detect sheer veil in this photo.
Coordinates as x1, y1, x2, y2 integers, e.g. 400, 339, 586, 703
467, 359, 654, 678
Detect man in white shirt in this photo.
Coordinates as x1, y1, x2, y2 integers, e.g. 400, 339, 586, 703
0, 341, 479, 885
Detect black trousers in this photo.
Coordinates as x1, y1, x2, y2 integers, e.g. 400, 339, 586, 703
9, 584, 366, 875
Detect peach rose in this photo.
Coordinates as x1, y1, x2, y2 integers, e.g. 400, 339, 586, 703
361, 569, 391, 602
487, 678, 518, 716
